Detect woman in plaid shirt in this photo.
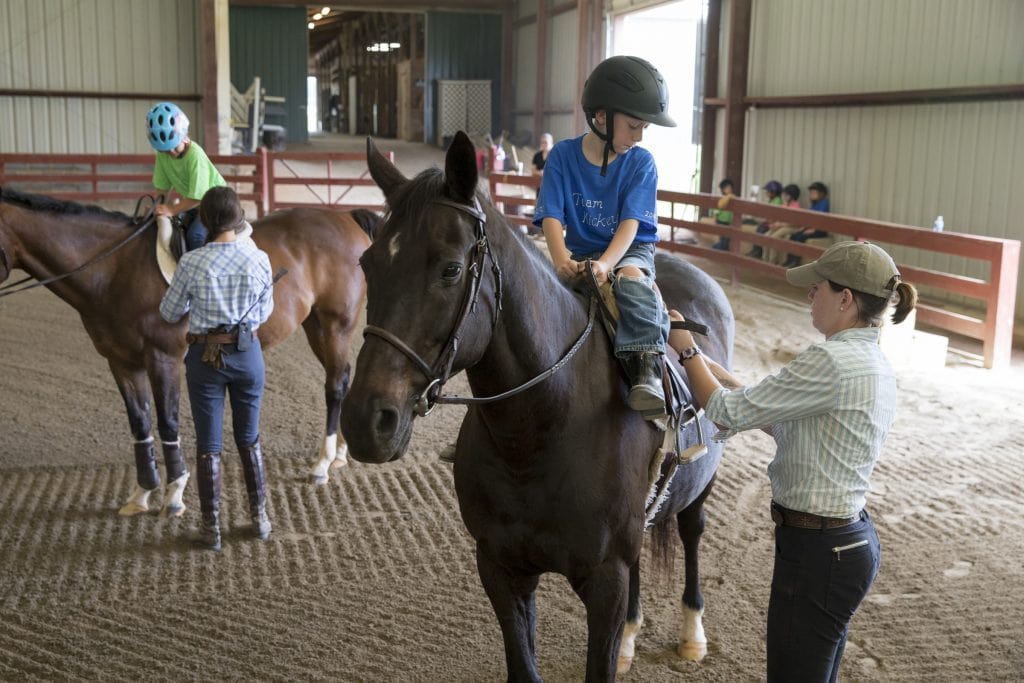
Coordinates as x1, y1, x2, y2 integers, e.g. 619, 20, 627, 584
669, 241, 918, 683
160, 186, 274, 551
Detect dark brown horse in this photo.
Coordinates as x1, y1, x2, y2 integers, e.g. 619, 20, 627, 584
0, 187, 374, 515
341, 132, 735, 681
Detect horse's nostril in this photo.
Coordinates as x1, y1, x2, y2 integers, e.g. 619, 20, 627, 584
374, 406, 399, 439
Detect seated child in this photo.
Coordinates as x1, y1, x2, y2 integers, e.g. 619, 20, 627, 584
709, 178, 736, 250
764, 184, 802, 265
745, 179, 783, 258
784, 181, 831, 267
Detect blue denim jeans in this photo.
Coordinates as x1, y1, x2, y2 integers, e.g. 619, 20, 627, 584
185, 340, 265, 453
184, 212, 209, 251
766, 508, 881, 683
574, 242, 668, 357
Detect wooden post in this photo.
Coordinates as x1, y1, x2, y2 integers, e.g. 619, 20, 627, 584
986, 240, 1021, 368
699, 0, 722, 194
723, 0, 751, 189
533, 0, 548, 142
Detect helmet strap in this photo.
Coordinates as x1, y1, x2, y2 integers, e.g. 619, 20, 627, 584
585, 110, 615, 177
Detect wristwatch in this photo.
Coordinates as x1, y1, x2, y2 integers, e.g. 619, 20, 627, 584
679, 346, 702, 362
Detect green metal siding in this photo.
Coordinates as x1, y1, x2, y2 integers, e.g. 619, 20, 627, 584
425, 11, 502, 145
229, 6, 308, 144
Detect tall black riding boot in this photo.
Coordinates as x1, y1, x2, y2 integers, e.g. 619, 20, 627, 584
625, 352, 666, 420
194, 452, 222, 551
238, 440, 272, 540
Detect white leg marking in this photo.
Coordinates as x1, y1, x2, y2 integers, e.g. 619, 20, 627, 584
617, 610, 644, 675
678, 605, 708, 661
330, 442, 349, 469
118, 484, 154, 517
311, 433, 346, 485
160, 471, 190, 518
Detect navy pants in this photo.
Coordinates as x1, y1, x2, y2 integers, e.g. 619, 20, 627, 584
185, 215, 209, 251
185, 341, 265, 454
767, 509, 881, 683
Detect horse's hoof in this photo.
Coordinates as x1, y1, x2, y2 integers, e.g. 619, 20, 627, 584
329, 456, 348, 469
160, 503, 186, 519
616, 655, 634, 675
118, 500, 149, 517
678, 641, 707, 662
311, 472, 329, 486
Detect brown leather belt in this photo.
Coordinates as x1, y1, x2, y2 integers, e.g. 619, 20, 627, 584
186, 332, 238, 345
771, 501, 858, 530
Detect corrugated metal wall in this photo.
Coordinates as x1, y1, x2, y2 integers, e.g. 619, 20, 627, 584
0, 0, 200, 153
229, 6, 308, 144
424, 11, 503, 146
738, 0, 1024, 319
511, 1, 579, 144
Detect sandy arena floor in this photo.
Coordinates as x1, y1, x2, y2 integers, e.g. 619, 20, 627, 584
1, 135, 1022, 681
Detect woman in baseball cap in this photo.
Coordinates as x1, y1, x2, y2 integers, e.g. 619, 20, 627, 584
667, 240, 917, 681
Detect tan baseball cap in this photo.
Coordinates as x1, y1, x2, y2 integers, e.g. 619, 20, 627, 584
786, 241, 901, 299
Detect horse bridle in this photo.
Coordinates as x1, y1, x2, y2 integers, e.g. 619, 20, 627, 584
363, 196, 596, 416
0, 194, 159, 299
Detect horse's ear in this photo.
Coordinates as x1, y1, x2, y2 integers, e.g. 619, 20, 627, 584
444, 131, 479, 203
366, 136, 407, 199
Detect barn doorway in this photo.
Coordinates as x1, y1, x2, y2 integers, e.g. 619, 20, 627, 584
611, 0, 704, 194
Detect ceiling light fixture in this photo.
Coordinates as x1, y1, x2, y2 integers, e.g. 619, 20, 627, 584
308, 21, 314, 29
322, 7, 331, 14
313, 12, 322, 20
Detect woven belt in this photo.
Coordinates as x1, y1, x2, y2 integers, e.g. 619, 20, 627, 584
186, 332, 238, 345
770, 501, 858, 530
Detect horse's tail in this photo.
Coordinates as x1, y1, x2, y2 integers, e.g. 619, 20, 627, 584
349, 208, 381, 240
647, 516, 676, 588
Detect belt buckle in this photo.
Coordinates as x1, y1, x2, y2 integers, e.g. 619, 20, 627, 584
770, 505, 785, 526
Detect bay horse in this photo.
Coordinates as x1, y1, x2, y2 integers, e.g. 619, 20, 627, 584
0, 187, 375, 516
341, 131, 735, 681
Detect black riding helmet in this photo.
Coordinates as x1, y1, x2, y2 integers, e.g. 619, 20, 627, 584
581, 56, 676, 175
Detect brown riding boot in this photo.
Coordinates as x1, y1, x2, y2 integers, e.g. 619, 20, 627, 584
194, 452, 222, 551
238, 440, 272, 541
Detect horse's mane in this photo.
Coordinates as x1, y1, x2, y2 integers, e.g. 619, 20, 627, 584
0, 187, 131, 221
381, 167, 447, 234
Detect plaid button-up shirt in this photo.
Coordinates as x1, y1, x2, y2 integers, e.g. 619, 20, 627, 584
159, 238, 274, 333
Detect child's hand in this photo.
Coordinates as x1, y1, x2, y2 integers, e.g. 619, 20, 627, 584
588, 260, 611, 285
155, 203, 174, 217
556, 258, 582, 280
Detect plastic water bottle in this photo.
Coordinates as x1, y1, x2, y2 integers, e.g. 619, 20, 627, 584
932, 215, 944, 232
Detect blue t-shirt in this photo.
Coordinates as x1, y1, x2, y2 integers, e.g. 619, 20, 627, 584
532, 135, 659, 255
810, 197, 831, 213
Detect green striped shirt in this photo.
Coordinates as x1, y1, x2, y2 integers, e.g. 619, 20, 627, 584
705, 327, 896, 517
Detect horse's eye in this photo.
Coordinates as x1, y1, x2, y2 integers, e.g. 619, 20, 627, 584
442, 263, 463, 281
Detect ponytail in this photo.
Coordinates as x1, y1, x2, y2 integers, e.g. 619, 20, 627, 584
889, 281, 918, 325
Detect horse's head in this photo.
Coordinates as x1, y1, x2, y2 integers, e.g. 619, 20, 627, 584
341, 132, 503, 464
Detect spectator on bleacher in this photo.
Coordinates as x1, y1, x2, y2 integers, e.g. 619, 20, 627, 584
532, 133, 554, 176
710, 178, 737, 250
764, 184, 803, 265
146, 102, 226, 252
784, 181, 832, 267
746, 179, 784, 259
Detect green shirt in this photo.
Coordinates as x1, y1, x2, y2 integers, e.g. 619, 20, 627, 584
152, 142, 225, 200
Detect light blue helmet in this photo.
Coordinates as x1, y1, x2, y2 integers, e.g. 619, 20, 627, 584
145, 102, 189, 152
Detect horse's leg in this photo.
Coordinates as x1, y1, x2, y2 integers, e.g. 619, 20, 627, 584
617, 560, 643, 674
676, 480, 716, 661
476, 546, 542, 682
109, 364, 160, 516
573, 560, 630, 683
301, 314, 353, 485
148, 354, 189, 517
